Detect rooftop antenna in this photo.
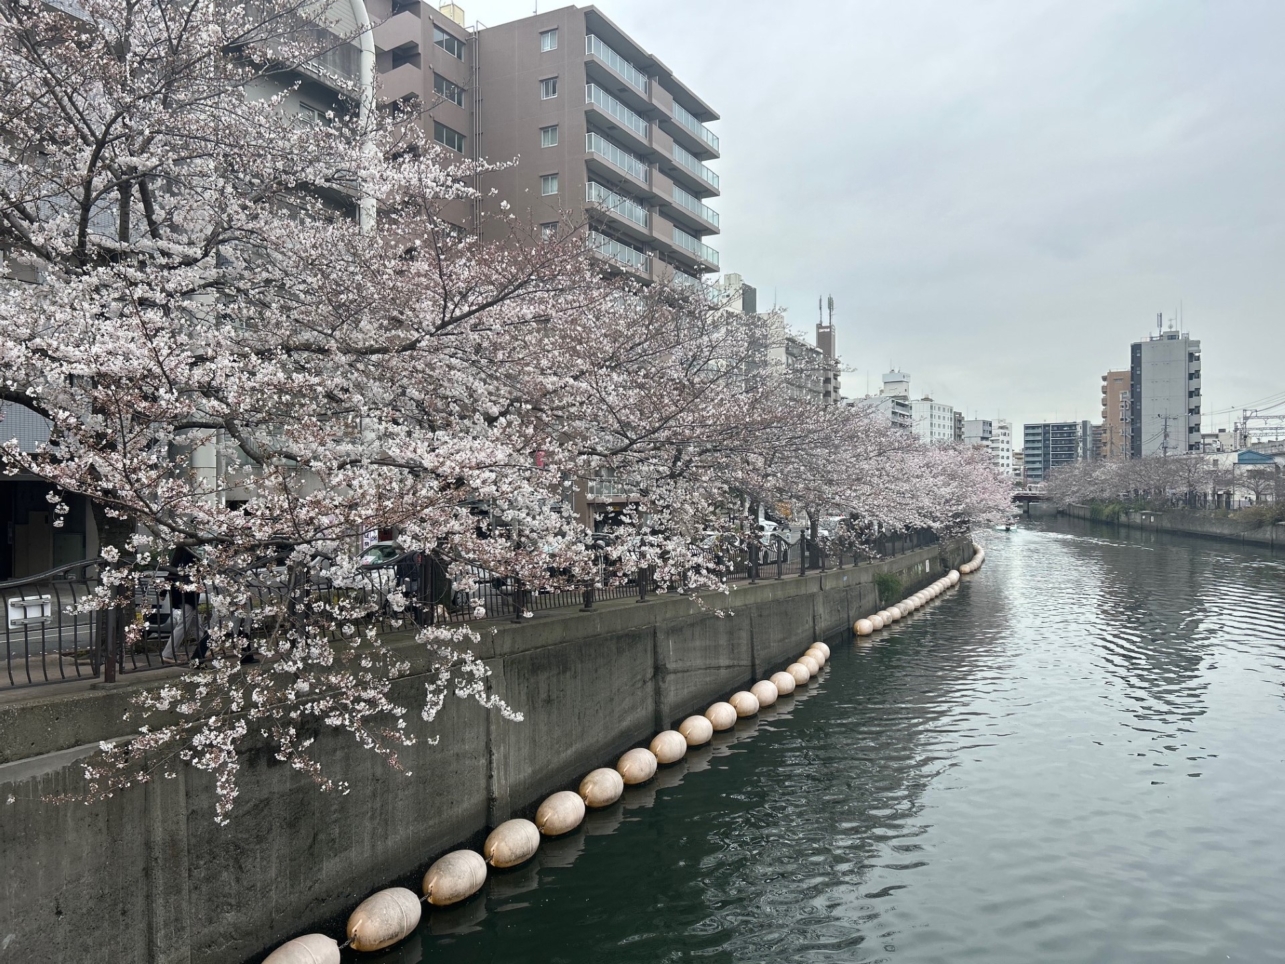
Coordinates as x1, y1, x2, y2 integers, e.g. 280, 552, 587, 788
827, 294, 834, 325
1157, 311, 1163, 335
817, 296, 823, 325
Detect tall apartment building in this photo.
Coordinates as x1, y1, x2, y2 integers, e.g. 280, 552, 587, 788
1023, 421, 1088, 483
1130, 323, 1202, 458
366, 3, 720, 286
963, 419, 993, 447
953, 410, 965, 443
1099, 369, 1131, 459
990, 420, 1014, 477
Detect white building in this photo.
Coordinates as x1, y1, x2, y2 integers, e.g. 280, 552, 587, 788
990, 420, 1014, 476
963, 419, 993, 447
1130, 325, 1201, 457
912, 398, 956, 445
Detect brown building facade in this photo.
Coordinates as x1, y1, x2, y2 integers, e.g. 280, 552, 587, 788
1100, 369, 1131, 459
365, 3, 720, 286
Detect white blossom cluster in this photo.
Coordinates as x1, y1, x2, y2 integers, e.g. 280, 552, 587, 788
0, 0, 1012, 819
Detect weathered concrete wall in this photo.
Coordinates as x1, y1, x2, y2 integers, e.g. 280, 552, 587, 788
0, 537, 971, 964
1061, 503, 1284, 549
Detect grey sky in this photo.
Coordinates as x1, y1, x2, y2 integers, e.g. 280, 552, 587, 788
467, 0, 1285, 433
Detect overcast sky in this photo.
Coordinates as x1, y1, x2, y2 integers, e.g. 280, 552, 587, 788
467, 0, 1285, 432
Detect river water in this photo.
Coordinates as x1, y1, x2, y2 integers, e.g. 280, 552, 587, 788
368, 519, 1285, 964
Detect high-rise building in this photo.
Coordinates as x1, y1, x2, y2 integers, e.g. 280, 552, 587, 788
1099, 370, 1131, 459
990, 420, 1014, 477
854, 370, 912, 431
1023, 422, 1088, 483
953, 410, 965, 443
367, 4, 721, 287
963, 419, 993, 446
1130, 323, 1202, 457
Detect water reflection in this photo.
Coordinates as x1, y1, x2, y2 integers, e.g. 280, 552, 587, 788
362, 521, 1285, 964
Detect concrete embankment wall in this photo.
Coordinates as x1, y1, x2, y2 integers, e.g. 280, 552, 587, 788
0, 537, 971, 964
1061, 503, 1284, 550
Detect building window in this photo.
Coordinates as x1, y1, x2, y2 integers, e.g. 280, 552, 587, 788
540, 28, 558, 51
434, 121, 465, 153
541, 174, 559, 196
540, 77, 558, 99
540, 125, 559, 148
434, 26, 465, 59
540, 222, 558, 241
297, 103, 328, 127
433, 73, 465, 107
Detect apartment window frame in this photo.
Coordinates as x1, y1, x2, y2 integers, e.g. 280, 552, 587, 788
433, 120, 466, 153
540, 28, 558, 51
540, 125, 559, 148
540, 76, 559, 100
433, 72, 465, 107
540, 173, 560, 196
540, 222, 558, 241
433, 25, 465, 59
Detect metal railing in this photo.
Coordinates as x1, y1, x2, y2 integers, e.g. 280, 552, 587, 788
672, 101, 719, 152
671, 143, 719, 190
670, 184, 719, 228
587, 181, 649, 229
586, 34, 649, 94
671, 225, 720, 267
586, 131, 649, 183
588, 229, 651, 273
586, 84, 648, 139
2, 530, 942, 690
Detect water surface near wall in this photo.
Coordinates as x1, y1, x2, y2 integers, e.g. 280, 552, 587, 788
366, 519, 1285, 964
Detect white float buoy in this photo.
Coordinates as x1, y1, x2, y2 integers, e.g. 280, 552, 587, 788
422, 850, 487, 907
770, 670, 797, 694
616, 747, 658, 785
948, 570, 960, 585
346, 887, 422, 952
649, 730, 688, 764
813, 642, 831, 659
263, 934, 342, 964
484, 819, 541, 868
804, 646, 827, 667
536, 790, 586, 836
751, 679, 779, 707
855, 618, 874, 636
869, 614, 885, 630
887, 606, 903, 622
579, 767, 625, 808
705, 701, 738, 730
679, 714, 714, 745
787, 662, 811, 685
729, 690, 760, 717
799, 654, 820, 677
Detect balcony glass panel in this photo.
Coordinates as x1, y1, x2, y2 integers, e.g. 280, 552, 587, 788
589, 230, 650, 272
670, 184, 719, 228
672, 101, 719, 152
585, 34, 649, 94
586, 132, 648, 183
585, 84, 649, 139
587, 182, 649, 229
671, 225, 719, 267
672, 143, 719, 189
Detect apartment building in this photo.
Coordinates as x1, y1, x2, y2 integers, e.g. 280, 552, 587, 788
963, 419, 992, 447
367, 4, 721, 286
1023, 421, 1089, 483
1130, 324, 1202, 458
1099, 369, 1130, 459
990, 420, 1014, 477
912, 398, 956, 445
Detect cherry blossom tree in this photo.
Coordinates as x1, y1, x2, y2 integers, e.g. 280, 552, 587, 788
1, 0, 1011, 818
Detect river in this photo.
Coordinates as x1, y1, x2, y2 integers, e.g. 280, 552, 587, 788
366, 518, 1285, 964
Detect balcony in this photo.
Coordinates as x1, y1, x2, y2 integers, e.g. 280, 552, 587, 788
671, 100, 719, 157
586, 131, 649, 187
379, 61, 422, 102
585, 34, 649, 95
668, 183, 719, 230
671, 225, 719, 269
585, 84, 649, 153
372, 9, 421, 52
589, 229, 651, 276
670, 142, 719, 193
587, 181, 650, 236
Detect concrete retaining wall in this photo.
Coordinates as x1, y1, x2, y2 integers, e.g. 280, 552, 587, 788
0, 537, 971, 964
1061, 503, 1284, 549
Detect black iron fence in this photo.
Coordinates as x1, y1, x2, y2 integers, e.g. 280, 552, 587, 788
1, 530, 941, 690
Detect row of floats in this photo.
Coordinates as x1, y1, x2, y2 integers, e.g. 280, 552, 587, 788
854, 544, 984, 637
264, 545, 986, 963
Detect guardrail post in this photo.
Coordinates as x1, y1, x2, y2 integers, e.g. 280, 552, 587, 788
511, 578, 524, 622
776, 538, 783, 579
748, 544, 758, 583
581, 582, 596, 612
103, 605, 118, 683
637, 566, 649, 602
